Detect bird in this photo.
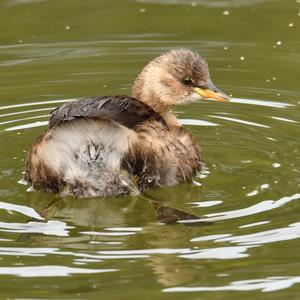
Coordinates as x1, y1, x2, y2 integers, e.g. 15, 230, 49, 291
24, 49, 229, 198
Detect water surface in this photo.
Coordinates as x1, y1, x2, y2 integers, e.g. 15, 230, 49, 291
0, 0, 300, 299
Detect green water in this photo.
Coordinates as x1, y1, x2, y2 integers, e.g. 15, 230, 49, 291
0, 0, 300, 299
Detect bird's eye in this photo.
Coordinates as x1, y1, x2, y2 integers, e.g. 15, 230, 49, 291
182, 77, 194, 86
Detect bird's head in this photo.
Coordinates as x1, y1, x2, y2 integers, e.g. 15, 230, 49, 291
132, 49, 229, 113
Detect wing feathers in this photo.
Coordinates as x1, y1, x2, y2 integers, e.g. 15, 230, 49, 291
49, 95, 166, 130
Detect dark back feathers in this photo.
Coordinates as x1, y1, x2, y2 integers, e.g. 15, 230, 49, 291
49, 95, 167, 130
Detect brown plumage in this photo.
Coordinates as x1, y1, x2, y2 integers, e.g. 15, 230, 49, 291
25, 49, 229, 198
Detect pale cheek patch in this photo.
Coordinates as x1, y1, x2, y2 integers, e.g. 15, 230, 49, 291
179, 92, 202, 104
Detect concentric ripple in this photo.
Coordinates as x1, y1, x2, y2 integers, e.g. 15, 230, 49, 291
0, 0, 300, 297
0, 95, 299, 292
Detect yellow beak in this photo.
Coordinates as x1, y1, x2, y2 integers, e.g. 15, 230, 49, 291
194, 87, 230, 102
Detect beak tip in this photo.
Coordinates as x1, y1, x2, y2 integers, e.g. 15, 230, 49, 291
220, 94, 231, 101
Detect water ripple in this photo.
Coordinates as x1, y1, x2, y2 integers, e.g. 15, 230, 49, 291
214, 222, 300, 246
164, 276, 300, 293
81, 231, 137, 237
0, 201, 43, 220
180, 246, 252, 259
180, 193, 300, 223
228, 98, 293, 108
209, 115, 270, 128
5, 120, 49, 131
180, 119, 218, 126
0, 265, 117, 277
0, 220, 73, 236
135, 0, 276, 7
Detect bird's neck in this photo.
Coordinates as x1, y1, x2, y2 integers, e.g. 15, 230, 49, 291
160, 110, 181, 128
132, 87, 179, 128
132, 68, 180, 128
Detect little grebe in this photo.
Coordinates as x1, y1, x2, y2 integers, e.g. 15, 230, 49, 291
25, 49, 229, 198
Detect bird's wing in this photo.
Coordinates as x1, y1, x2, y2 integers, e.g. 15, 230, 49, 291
49, 95, 167, 130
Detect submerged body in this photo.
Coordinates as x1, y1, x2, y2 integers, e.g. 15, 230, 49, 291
25, 49, 228, 198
